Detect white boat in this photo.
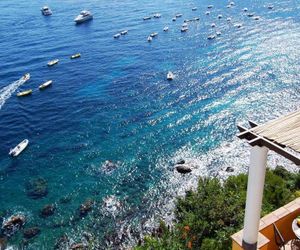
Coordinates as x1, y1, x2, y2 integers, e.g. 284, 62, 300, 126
147, 36, 152, 42
167, 72, 174, 80
230, 1, 235, 6
153, 13, 161, 18
150, 32, 158, 37
9, 139, 29, 157
192, 7, 197, 11
243, 8, 248, 12
211, 23, 216, 28
226, 5, 231, 8
247, 13, 254, 17
234, 23, 243, 28
207, 34, 216, 40
184, 19, 190, 23
172, 17, 177, 21
194, 17, 200, 21
267, 5, 274, 9
163, 26, 169, 32
218, 14, 223, 19
227, 17, 232, 22
41, 6, 52, 16
207, 5, 213, 9
114, 33, 121, 38
253, 16, 260, 20
182, 23, 188, 27
205, 11, 210, 15
216, 31, 222, 36
121, 30, 128, 35
175, 13, 182, 18
39, 80, 52, 90
47, 59, 59, 66
74, 10, 93, 24
143, 16, 151, 20
181, 27, 188, 32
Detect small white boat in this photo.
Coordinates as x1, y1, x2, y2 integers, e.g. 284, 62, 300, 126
207, 34, 216, 40
234, 23, 243, 28
267, 5, 274, 9
243, 8, 248, 12
175, 13, 183, 18
114, 33, 121, 38
207, 5, 213, 9
216, 31, 222, 36
70, 53, 81, 59
167, 71, 174, 80
39, 80, 52, 90
172, 17, 177, 21
182, 23, 188, 27
192, 7, 197, 11
150, 32, 158, 37
211, 23, 216, 28
227, 17, 232, 22
227, 5, 231, 8
218, 14, 223, 19
205, 11, 210, 15
74, 10, 93, 24
41, 6, 52, 16
17, 89, 32, 97
181, 27, 188, 32
253, 16, 260, 20
163, 26, 169, 32
47, 59, 59, 66
230, 1, 235, 6
184, 19, 190, 23
247, 13, 254, 17
9, 139, 29, 157
147, 36, 152, 42
143, 16, 151, 20
153, 13, 161, 18
194, 17, 200, 21
121, 30, 128, 35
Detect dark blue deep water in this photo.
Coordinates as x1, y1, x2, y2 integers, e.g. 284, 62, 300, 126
0, 0, 299, 248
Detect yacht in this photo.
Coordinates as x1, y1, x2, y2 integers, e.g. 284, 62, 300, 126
47, 59, 59, 66
192, 7, 197, 11
74, 10, 93, 24
121, 30, 128, 35
163, 26, 169, 32
41, 6, 52, 16
167, 72, 174, 80
39, 80, 52, 90
147, 36, 152, 42
114, 33, 121, 39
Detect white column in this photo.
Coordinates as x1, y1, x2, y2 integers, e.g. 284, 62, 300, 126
242, 145, 268, 249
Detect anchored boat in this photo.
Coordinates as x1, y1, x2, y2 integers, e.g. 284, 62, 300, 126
71, 53, 81, 59
39, 80, 52, 90
17, 89, 32, 97
167, 71, 174, 80
74, 10, 93, 24
9, 139, 29, 157
47, 59, 59, 66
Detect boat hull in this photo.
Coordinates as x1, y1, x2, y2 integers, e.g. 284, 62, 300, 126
9, 139, 29, 157
75, 16, 93, 24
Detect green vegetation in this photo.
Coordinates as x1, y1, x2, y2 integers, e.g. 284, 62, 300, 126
135, 166, 300, 250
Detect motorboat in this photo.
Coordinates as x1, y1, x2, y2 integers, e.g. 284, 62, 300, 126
243, 8, 248, 12
163, 26, 169, 32
9, 139, 29, 157
192, 7, 197, 11
218, 14, 223, 19
172, 17, 176, 21
153, 13, 161, 18
184, 19, 190, 23
70, 53, 81, 59
227, 5, 231, 8
230, 1, 235, 6
253, 16, 260, 20
211, 23, 216, 28
182, 23, 188, 27
207, 5, 213, 9
23, 73, 30, 82
181, 27, 188, 32
17, 90, 32, 97
47, 59, 59, 66
167, 71, 174, 80
205, 11, 210, 15
175, 13, 183, 18
247, 13, 254, 17
216, 31, 222, 36
147, 36, 152, 42
121, 30, 128, 35
150, 32, 158, 37
39, 80, 52, 90
234, 23, 243, 28
227, 17, 232, 22
267, 5, 274, 9
41, 6, 52, 16
114, 33, 121, 38
207, 34, 216, 40
194, 17, 200, 21
143, 16, 151, 20
74, 10, 93, 24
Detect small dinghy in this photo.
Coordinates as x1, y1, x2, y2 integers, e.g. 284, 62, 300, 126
167, 71, 174, 80
211, 23, 216, 28
147, 36, 152, 42
172, 17, 176, 21
194, 17, 200, 21
114, 33, 121, 38
47, 59, 59, 67
182, 23, 188, 28
218, 14, 223, 19
9, 139, 29, 157
192, 7, 197, 11
243, 8, 248, 12
70, 53, 81, 59
230, 1, 235, 6
143, 16, 151, 20
205, 11, 210, 15
234, 23, 243, 28
181, 27, 188, 32
163, 26, 169, 32
121, 30, 128, 35
216, 31, 222, 36
267, 5, 274, 9
150, 32, 158, 37
39, 80, 52, 90
17, 90, 32, 97
175, 13, 182, 18
227, 17, 232, 22
207, 5, 213, 9
253, 16, 260, 20
247, 13, 254, 17
207, 34, 216, 40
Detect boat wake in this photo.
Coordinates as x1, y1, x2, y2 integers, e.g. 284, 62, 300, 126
0, 76, 28, 110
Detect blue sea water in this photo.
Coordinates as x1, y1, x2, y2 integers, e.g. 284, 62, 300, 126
0, 0, 299, 248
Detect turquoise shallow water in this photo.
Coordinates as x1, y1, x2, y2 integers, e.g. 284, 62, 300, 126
0, 0, 299, 248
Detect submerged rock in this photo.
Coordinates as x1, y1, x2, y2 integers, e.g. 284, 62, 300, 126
1, 214, 26, 237
40, 204, 56, 218
23, 227, 41, 239
79, 199, 94, 216
26, 177, 48, 199
175, 164, 192, 174
101, 160, 119, 173
70, 243, 87, 249
225, 167, 234, 172
0, 237, 7, 250
54, 234, 69, 250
